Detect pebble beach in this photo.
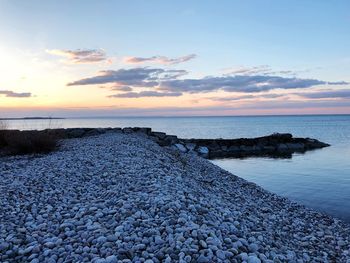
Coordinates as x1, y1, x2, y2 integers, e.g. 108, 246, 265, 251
0, 131, 349, 262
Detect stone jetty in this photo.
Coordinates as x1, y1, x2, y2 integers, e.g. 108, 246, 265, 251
10, 127, 329, 159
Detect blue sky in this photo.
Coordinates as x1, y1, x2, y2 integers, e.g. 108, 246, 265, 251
0, 0, 350, 116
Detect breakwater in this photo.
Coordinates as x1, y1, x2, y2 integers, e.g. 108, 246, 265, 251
25, 127, 330, 159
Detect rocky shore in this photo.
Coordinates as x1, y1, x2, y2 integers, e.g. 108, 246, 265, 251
148, 131, 330, 159
0, 131, 349, 262
0, 127, 330, 159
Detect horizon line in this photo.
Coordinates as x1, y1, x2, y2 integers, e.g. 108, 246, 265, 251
2, 113, 350, 120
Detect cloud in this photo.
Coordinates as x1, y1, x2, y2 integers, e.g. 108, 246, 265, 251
295, 89, 350, 99
68, 67, 349, 100
111, 86, 133, 92
327, 81, 349, 85
67, 67, 187, 87
123, 54, 196, 65
0, 90, 31, 98
160, 75, 348, 93
223, 65, 312, 77
46, 49, 108, 64
224, 65, 272, 75
68, 68, 163, 86
108, 91, 182, 98
212, 93, 285, 101
161, 69, 188, 79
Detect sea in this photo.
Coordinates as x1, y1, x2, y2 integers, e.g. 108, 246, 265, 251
4, 115, 350, 222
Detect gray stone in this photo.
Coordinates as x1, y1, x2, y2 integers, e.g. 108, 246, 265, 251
134, 243, 146, 250
197, 255, 210, 263
197, 146, 209, 158
286, 143, 304, 151
97, 236, 107, 243
199, 240, 207, 248
152, 132, 166, 140
105, 255, 118, 263
277, 143, 289, 152
175, 143, 188, 153
106, 234, 118, 242
185, 143, 197, 151
23, 245, 35, 254
154, 236, 164, 245
0, 242, 9, 252
248, 255, 261, 263
249, 243, 259, 252
228, 145, 240, 153
216, 249, 226, 260
44, 242, 55, 249
239, 253, 249, 261
0, 131, 343, 263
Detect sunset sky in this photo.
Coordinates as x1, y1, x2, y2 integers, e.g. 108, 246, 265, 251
1, 0, 350, 117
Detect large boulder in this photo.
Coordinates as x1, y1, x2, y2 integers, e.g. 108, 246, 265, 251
122, 127, 134, 133
152, 132, 167, 140
66, 128, 87, 138
137, 127, 152, 134
271, 133, 293, 140
85, 128, 106, 137
165, 135, 179, 145
228, 145, 240, 153
240, 145, 255, 153
262, 145, 275, 152
185, 143, 197, 151
175, 143, 187, 153
305, 138, 330, 149
286, 143, 305, 151
277, 143, 289, 152
197, 146, 209, 158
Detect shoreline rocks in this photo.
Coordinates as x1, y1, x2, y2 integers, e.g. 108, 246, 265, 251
3, 127, 330, 159
0, 127, 330, 159
179, 133, 330, 159
0, 132, 348, 262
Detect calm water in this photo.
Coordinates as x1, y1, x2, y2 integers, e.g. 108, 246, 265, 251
5, 115, 350, 222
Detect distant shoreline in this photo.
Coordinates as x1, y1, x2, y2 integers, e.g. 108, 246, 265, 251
47, 114, 350, 119
0, 114, 349, 120
0, 117, 65, 120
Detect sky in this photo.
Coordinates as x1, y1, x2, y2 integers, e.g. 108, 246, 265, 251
0, 0, 350, 117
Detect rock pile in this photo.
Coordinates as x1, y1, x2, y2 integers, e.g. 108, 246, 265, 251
125, 128, 330, 159
2, 127, 329, 159
178, 133, 330, 159
0, 132, 348, 262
